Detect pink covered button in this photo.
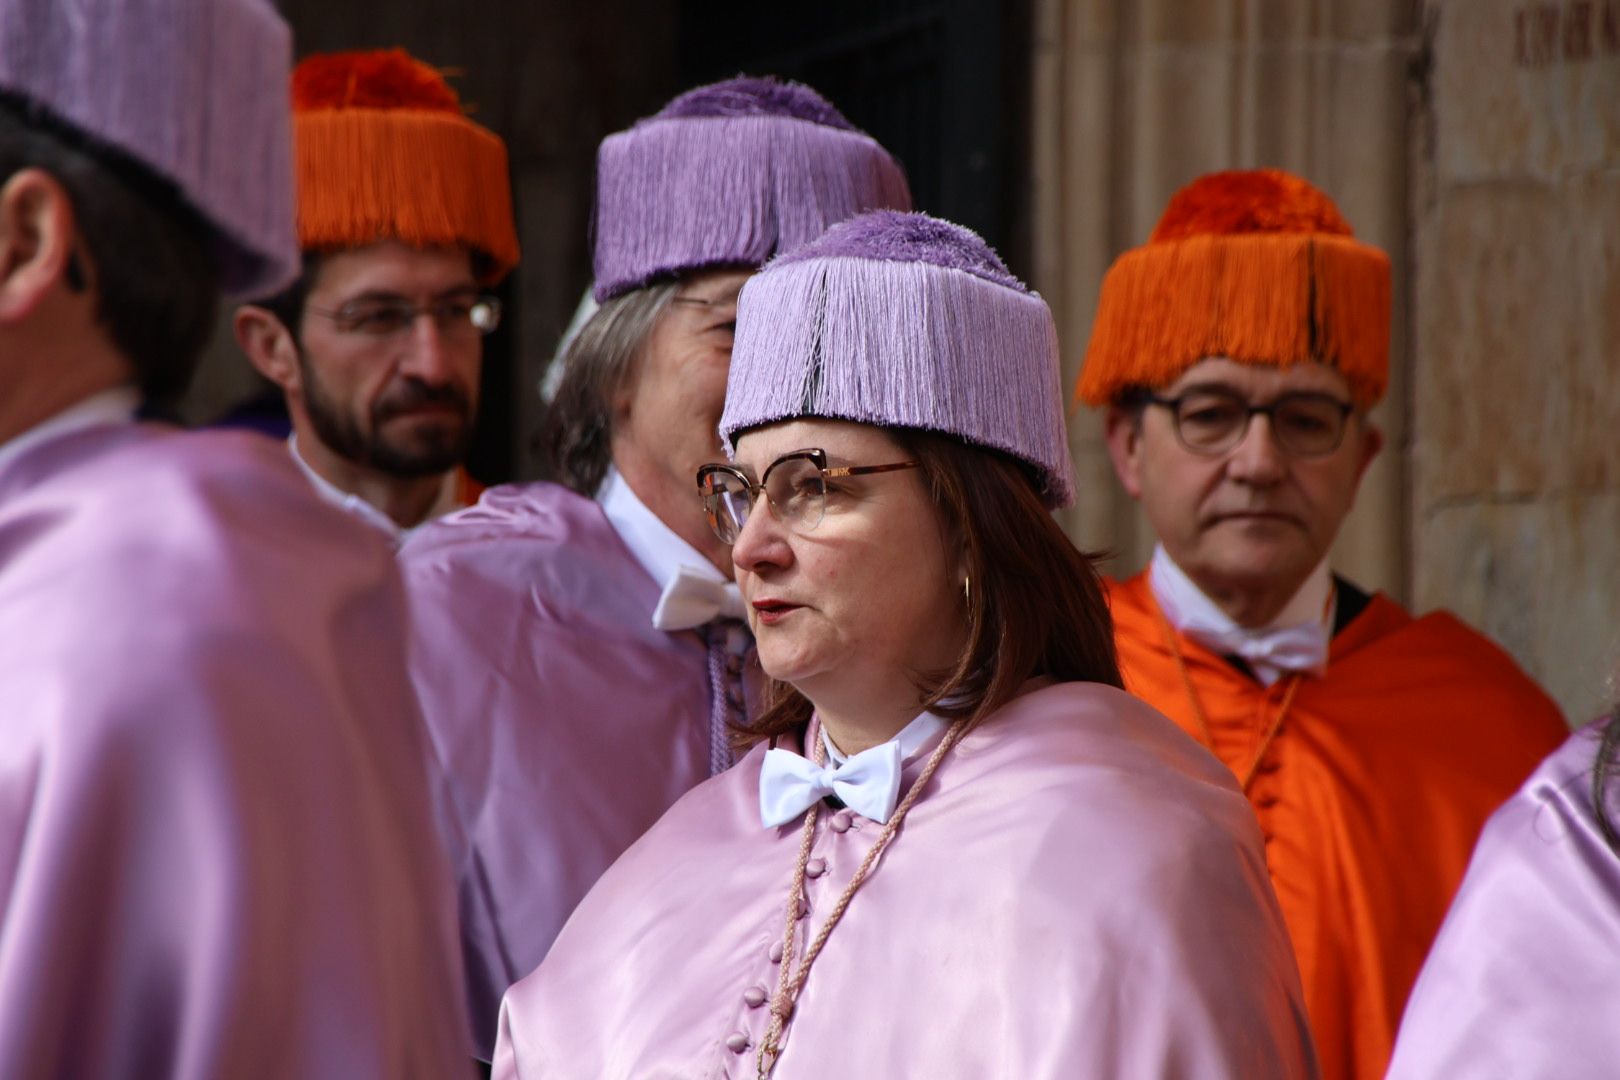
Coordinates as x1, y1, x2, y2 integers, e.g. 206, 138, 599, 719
726, 1033, 750, 1054
743, 986, 768, 1008
805, 857, 827, 878
830, 810, 854, 833
768, 940, 783, 963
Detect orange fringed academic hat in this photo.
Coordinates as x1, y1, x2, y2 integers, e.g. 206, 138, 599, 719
292, 48, 520, 283
1075, 168, 1390, 408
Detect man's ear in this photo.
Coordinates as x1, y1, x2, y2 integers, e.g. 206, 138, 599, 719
233, 305, 302, 392
1103, 405, 1146, 499
0, 169, 79, 324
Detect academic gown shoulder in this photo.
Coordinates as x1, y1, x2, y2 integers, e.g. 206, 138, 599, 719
495, 681, 1319, 1080
0, 423, 471, 1079
398, 480, 723, 1055
1105, 572, 1567, 1080
1387, 725, 1620, 1079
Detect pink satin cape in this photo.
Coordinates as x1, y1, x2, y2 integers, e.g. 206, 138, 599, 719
494, 681, 1320, 1079
0, 423, 471, 1078
1387, 725, 1620, 1078
399, 481, 735, 1056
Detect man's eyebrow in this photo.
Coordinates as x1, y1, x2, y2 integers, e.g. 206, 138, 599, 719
1168, 380, 1245, 396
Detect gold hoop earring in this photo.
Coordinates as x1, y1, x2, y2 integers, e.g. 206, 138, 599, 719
962, 574, 971, 605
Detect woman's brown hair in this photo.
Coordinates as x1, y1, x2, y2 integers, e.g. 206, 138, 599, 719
732, 428, 1122, 746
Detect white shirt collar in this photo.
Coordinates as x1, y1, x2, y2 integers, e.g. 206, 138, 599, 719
0, 386, 140, 475
287, 434, 406, 542
1150, 544, 1332, 636
598, 466, 729, 591
820, 710, 949, 768
1149, 545, 1334, 685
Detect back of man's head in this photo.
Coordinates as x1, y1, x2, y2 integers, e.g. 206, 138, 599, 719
0, 0, 296, 404
0, 95, 218, 401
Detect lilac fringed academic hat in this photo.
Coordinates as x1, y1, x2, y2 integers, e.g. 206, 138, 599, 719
0, 0, 297, 297
721, 210, 1076, 509
591, 76, 912, 302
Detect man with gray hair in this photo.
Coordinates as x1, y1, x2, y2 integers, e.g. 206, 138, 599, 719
400, 76, 911, 1056
0, 0, 470, 1073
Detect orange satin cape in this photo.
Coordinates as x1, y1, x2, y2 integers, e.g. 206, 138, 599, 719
1106, 572, 1567, 1080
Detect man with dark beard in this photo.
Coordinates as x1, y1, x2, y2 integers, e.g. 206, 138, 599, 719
235, 48, 519, 541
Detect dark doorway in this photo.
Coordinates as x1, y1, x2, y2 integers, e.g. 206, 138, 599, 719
677, 0, 1033, 277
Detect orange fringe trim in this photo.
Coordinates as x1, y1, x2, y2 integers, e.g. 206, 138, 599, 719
295, 110, 520, 283
1075, 233, 1390, 407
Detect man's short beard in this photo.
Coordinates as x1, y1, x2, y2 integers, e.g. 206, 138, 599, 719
297, 348, 475, 479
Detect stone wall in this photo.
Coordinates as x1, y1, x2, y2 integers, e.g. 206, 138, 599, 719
1413, 0, 1620, 723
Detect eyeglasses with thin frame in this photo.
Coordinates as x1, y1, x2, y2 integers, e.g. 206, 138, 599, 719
696, 448, 919, 545
303, 293, 502, 338
1144, 387, 1356, 458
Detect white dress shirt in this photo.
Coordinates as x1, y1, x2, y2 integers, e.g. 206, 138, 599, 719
0, 386, 140, 475
288, 435, 403, 540
1149, 544, 1334, 686
597, 467, 743, 630
820, 710, 949, 768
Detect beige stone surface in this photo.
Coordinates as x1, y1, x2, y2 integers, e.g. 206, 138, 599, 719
1412, 0, 1619, 720
1416, 493, 1620, 725
1433, 0, 1620, 181
1415, 173, 1620, 505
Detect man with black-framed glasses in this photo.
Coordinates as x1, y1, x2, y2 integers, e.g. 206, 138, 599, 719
234, 48, 519, 542
1077, 169, 1567, 1080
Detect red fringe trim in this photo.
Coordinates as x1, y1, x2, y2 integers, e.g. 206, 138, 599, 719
295, 110, 519, 282
1076, 233, 1390, 407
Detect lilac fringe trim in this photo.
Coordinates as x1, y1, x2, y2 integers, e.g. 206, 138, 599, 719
592, 116, 911, 301
721, 255, 1075, 509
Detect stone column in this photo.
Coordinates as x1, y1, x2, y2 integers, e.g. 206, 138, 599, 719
1030, 0, 1419, 597
1413, 0, 1620, 723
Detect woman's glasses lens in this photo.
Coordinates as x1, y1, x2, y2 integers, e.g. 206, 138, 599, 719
698, 455, 831, 545
699, 470, 750, 544
762, 457, 827, 532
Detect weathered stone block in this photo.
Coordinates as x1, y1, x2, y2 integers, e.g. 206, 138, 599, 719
1414, 173, 1620, 504
1416, 494, 1620, 725
1432, 0, 1620, 181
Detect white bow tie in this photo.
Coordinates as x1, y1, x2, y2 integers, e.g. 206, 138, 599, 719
1181, 620, 1329, 679
651, 565, 746, 631
758, 740, 904, 828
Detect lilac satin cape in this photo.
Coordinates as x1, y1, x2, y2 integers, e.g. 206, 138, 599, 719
1387, 726, 1620, 1079
495, 682, 1320, 1079
0, 423, 471, 1079
399, 481, 743, 1057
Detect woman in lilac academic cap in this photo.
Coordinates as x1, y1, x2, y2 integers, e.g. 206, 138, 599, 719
1387, 712, 1620, 1077
492, 211, 1319, 1079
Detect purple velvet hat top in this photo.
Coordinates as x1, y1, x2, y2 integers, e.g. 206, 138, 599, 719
0, 0, 298, 297
591, 75, 912, 302
721, 210, 1075, 509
